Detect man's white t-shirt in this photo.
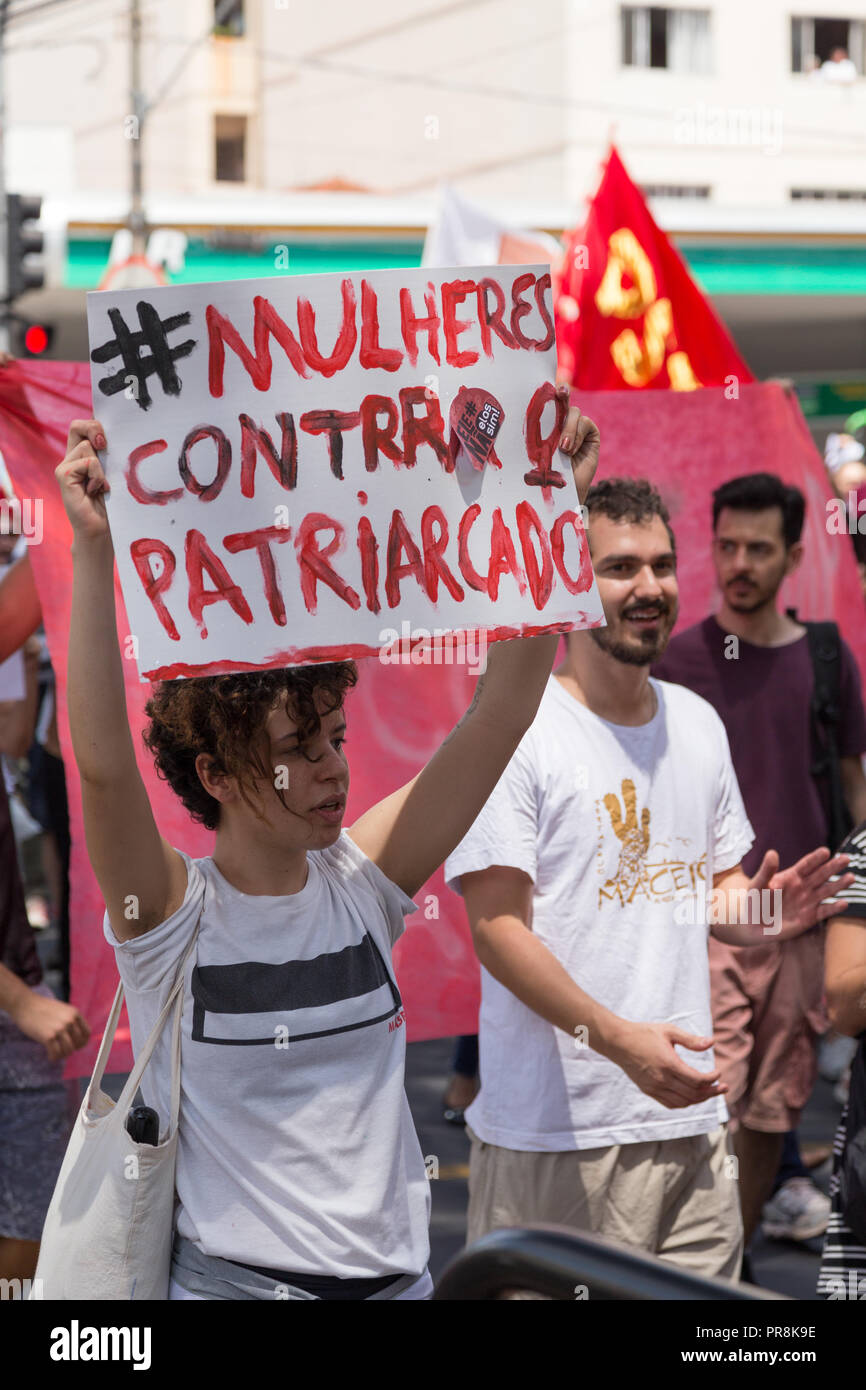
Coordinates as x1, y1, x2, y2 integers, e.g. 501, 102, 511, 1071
104, 830, 430, 1279
444, 675, 755, 1152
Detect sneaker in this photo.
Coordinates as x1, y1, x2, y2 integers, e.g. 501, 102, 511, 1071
761, 1177, 831, 1242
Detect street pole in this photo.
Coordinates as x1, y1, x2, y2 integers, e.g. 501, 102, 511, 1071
0, 0, 10, 352
129, 0, 147, 255
125, 0, 237, 263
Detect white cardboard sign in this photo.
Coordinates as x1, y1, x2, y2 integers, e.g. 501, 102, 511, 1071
86, 265, 603, 680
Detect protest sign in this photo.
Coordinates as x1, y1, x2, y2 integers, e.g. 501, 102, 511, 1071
85, 265, 603, 681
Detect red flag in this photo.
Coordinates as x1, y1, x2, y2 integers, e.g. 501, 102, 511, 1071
556, 146, 754, 391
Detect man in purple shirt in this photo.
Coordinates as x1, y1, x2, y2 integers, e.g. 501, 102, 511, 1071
655, 472, 866, 1262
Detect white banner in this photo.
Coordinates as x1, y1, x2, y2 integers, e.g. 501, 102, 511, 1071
86, 264, 603, 680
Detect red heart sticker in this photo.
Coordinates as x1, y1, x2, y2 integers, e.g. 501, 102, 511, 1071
448, 386, 505, 471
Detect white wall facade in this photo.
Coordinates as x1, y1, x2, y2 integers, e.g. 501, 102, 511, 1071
4, 0, 866, 228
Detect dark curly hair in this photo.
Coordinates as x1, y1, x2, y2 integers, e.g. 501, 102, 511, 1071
143, 662, 358, 832
584, 476, 676, 552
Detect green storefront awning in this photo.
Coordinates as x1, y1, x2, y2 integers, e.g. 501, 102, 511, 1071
65, 238, 426, 289
65, 235, 866, 295
680, 244, 866, 296
67, 234, 866, 294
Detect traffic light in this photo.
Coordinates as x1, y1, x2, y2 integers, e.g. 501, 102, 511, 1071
5, 193, 45, 299
4, 313, 55, 357
23, 323, 50, 355
19, 320, 54, 356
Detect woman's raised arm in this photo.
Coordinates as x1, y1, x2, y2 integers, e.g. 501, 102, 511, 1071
60, 419, 187, 941
0, 551, 41, 662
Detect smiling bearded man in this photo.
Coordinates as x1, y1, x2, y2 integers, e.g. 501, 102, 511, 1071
444, 476, 852, 1282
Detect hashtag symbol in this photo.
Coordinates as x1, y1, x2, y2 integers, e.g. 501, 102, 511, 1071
90, 302, 197, 411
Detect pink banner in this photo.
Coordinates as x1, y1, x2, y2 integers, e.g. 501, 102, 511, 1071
0, 362, 862, 1077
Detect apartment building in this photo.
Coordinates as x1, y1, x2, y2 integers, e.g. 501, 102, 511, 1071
4, 0, 865, 422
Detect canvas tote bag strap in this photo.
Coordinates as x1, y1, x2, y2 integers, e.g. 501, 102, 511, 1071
168, 950, 185, 1130
88, 979, 127, 1097
86, 896, 205, 1122
113, 906, 204, 1120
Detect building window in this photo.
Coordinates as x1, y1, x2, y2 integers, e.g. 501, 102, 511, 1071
791, 187, 866, 200
640, 183, 711, 198
214, 0, 244, 38
621, 7, 712, 72
791, 16, 864, 75
215, 115, 247, 182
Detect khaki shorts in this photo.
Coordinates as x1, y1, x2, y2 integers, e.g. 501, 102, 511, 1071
709, 926, 827, 1134
466, 1124, 743, 1283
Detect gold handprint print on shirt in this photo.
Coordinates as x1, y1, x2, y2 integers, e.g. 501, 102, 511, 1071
601, 778, 651, 903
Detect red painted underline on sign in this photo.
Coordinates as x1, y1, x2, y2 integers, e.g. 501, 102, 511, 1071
142, 617, 602, 681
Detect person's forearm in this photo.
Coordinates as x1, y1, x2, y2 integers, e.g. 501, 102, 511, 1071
68, 535, 137, 783
842, 762, 866, 827
711, 921, 786, 946
474, 915, 630, 1062
0, 642, 41, 757
0, 552, 41, 662
19, 640, 40, 752
0, 960, 32, 1020
472, 633, 560, 738
827, 964, 866, 1037
711, 872, 802, 945
0, 702, 27, 756
0, 691, 36, 757
711, 920, 806, 944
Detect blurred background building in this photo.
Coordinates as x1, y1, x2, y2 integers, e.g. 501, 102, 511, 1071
3, 0, 866, 439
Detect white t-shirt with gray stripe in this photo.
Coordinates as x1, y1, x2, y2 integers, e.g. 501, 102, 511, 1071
104, 831, 429, 1279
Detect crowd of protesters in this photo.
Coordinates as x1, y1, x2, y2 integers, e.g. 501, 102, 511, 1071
1, 370, 865, 1300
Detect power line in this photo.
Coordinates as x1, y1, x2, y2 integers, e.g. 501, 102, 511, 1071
394, 139, 570, 193
292, 0, 503, 64
263, 52, 866, 150
145, 0, 237, 118
7, 0, 133, 46
5, 0, 115, 24
15, 0, 866, 180
255, 10, 612, 115
258, 5, 611, 80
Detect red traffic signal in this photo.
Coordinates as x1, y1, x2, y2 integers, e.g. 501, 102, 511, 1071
9, 319, 55, 357
23, 324, 50, 355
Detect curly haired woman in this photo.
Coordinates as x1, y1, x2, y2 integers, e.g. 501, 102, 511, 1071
57, 395, 599, 1301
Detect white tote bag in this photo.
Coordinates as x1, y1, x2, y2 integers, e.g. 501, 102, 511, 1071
32, 923, 200, 1301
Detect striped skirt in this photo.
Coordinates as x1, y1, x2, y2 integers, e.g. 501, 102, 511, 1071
816, 1105, 866, 1300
